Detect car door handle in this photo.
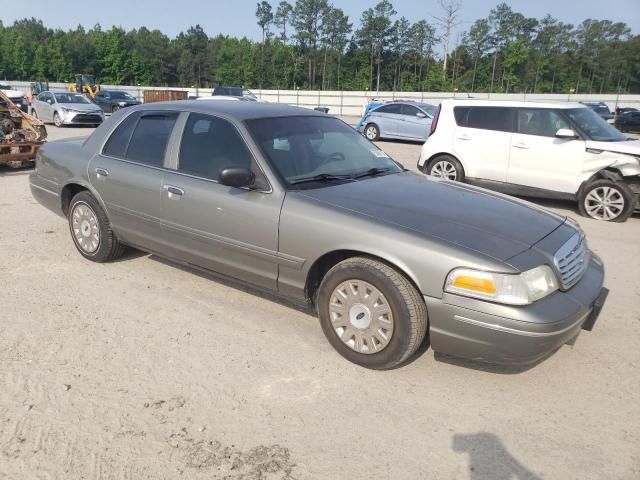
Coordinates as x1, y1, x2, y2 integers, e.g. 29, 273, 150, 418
456, 134, 471, 140
163, 185, 184, 198
512, 142, 529, 149
95, 168, 109, 178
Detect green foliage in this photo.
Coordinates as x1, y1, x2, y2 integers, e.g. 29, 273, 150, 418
0, 3, 637, 93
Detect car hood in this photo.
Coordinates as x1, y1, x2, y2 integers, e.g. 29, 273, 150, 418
298, 172, 566, 262
586, 138, 640, 156
59, 103, 103, 113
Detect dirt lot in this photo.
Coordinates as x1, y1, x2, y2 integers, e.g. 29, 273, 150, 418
1, 124, 639, 479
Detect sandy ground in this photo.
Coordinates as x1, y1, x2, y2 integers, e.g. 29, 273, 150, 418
0, 124, 639, 479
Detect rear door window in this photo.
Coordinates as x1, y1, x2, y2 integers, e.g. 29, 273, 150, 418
375, 104, 402, 114
126, 113, 178, 166
400, 104, 421, 117
454, 106, 513, 132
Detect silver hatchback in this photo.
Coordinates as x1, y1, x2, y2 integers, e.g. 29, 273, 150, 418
359, 101, 436, 142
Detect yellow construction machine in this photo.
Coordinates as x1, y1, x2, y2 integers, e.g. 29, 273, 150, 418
68, 74, 100, 97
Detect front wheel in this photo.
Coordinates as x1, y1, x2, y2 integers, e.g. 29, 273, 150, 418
317, 257, 427, 369
112, 105, 120, 113
426, 155, 465, 182
31, 109, 38, 119
68, 191, 126, 262
53, 112, 63, 127
364, 123, 380, 141
578, 179, 635, 222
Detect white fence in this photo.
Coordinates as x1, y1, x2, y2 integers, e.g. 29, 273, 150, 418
8, 80, 640, 117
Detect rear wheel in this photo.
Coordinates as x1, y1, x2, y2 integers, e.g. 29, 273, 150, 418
364, 123, 380, 141
426, 155, 465, 182
68, 191, 126, 262
317, 257, 427, 370
578, 179, 635, 222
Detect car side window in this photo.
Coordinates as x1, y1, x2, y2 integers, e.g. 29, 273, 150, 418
517, 109, 570, 137
102, 112, 142, 158
375, 104, 402, 114
178, 113, 254, 180
455, 106, 513, 133
400, 104, 420, 117
126, 113, 178, 166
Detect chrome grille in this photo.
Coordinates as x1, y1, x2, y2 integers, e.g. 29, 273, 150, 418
553, 232, 589, 290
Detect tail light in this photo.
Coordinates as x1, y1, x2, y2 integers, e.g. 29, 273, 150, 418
429, 104, 441, 137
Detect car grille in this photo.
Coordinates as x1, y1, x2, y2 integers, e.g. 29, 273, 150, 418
553, 232, 589, 290
71, 114, 102, 123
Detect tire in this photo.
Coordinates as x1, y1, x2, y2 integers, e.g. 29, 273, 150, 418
364, 123, 380, 141
317, 257, 427, 370
578, 179, 635, 222
112, 105, 120, 113
53, 112, 63, 127
31, 109, 38, 119
68, 191, 126, 262
425, 154, 465, 182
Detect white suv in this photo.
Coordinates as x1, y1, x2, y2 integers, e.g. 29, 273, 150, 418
418, 99, 640, 222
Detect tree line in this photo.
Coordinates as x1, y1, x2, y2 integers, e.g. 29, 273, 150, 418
0, 1, 638, 94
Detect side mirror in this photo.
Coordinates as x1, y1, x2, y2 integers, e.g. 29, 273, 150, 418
416, 112, 427, 119
556, 128, 577, 139
218, 167, 256, 189
46, 99, 52, 104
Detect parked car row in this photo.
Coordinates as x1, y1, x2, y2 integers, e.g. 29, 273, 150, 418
30, 101, 608, 370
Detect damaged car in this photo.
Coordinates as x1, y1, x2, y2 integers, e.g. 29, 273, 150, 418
419, 100, 640, 222
0, 89, 47, 168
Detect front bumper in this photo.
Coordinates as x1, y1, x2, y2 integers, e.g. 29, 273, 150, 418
425, 255, 606, 365
62, 111, 104, 125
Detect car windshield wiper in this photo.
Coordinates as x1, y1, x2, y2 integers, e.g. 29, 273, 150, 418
289, 173, 355, 185
351, 167, 392, 179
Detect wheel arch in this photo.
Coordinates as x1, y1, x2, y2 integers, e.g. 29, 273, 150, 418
422, 152, 467, 175
578, 167, 625, 197
304, 249, 424, 308
60, 181, 108, 217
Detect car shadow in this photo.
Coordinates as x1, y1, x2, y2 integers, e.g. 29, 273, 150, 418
433, 350, 553, 375
453, 432, 543, 480
0, 165, 33, 176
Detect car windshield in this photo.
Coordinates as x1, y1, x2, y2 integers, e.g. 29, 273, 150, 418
417, 103, 437, 116
245, 116, 403, 188
0, 85, 10, 90
55, 93, 90, 104
110, 91, 135, 100
565, 108, 626, 142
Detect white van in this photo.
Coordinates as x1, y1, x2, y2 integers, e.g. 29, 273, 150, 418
418, 99, 640, 222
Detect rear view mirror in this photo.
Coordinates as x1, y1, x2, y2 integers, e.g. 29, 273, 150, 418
218, 167, 256, 189
556, 128, 577, 139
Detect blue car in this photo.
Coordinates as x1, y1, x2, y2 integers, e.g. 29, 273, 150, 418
357, 101, 436, 142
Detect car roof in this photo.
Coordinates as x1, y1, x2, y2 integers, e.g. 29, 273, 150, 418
133, 100, 327, 120
440, 99, 589, 110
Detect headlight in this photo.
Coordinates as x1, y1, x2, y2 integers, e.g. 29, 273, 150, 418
444, 265, 559, 305
118, 101, 127, 106
61, 107, 76, 114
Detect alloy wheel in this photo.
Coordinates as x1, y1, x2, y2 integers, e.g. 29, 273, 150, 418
365, 125, 378, 140
584, 186, 625, 221
430, 160, 457, 180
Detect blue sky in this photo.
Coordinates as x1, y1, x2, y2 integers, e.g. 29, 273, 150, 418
3, 0, 638, 40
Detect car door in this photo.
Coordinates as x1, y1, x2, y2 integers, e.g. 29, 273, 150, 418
159, 112, 282, 290
88, 110, 178, 252
38, 93, 54, 122
507, 108, 585, 194
451, 106, 513, 182
93, 91, 109, 112
370, 104, 403, 137
399, 104, 430, 140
